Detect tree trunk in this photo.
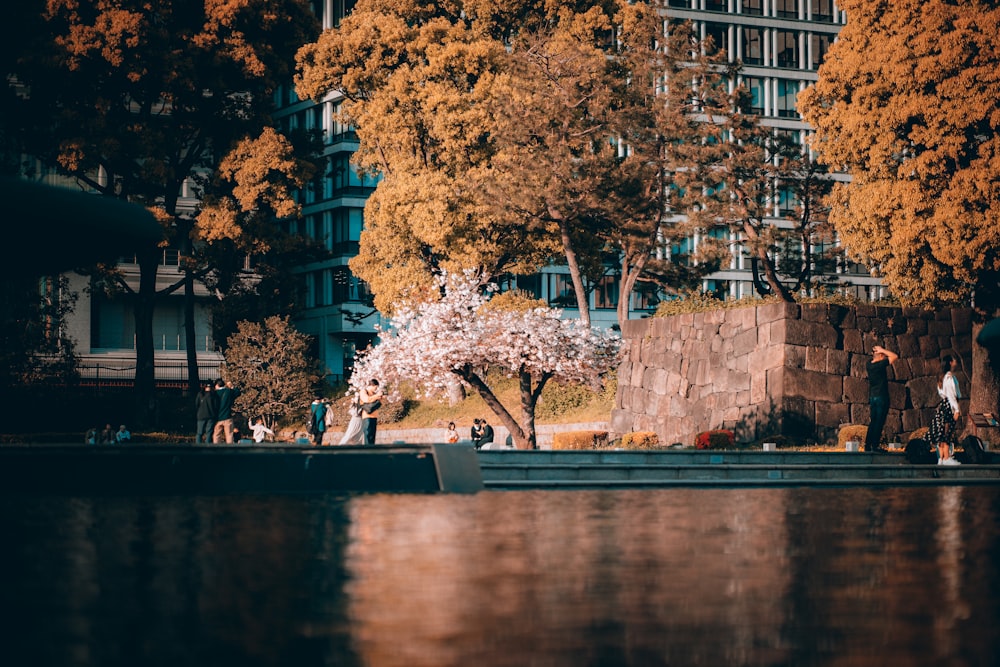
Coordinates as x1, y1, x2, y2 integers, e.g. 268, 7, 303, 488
456, 367, 533, 449
558, 219, 591, 327
617, 254, 645, 327
969, 320, 1000, 441
183, 268, 200, 395
743, 220, 793, 302
134, 245, 159, 428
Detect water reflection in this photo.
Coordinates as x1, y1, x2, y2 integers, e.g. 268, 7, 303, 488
2, 487, 999, 666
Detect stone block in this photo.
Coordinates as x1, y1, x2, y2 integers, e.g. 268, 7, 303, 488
890, 359, 912, 381
953, 334, 973, 357
918, 335, 940, 358
843, 376, 868, 403
621, 319, 648, 339
815, 401, 850, 430
800, 303, 830, 323
778, 318, 839, 347
805, 346, 827, 372
756, 301, 799, 325
906, 376, 940, 409
731, 328, 758, 357
928, 319, 952, 336
951, 308, 972, 336
786, 345, 807, 369
901, 409, 925, 434
749, 343, 784, 375
842, 328, 864, 353
895, 334, 920, 358
750, 371, 768, 405
783, 367, 844, 403
888, 383, 907, 411
827, 349, 850, 376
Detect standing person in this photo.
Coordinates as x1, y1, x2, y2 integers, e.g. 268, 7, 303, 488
866, 344, 899, 453
195, 383, 218, 444
929, 355, 963, 465
251, 417, 274, 443
309, 396, 326, 445
445, 422, 460, 443
359, 378, 384, 445
339, 399, 364, 445
212, 379, 241, 444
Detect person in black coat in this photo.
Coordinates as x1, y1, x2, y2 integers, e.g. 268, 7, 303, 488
195, 383, 218, 444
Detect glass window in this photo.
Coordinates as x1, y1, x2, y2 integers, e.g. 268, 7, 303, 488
777, 184, 799, 215
741, 0, 763, 15
594, 275, 619, 310
776, 79, 799, 118
703, 22, 730, 57
547, 274, 578, 309
743, 76, 765, 114
705, 1, 727, 12
515, 274, 542, 300
742, 27, 764, 65
776, 0, 799, 18
811, 0, 834, 22
667, 0, 692, 7
776, 31, 799, 68
810, 33, 832, 69
632, 284, 660, 311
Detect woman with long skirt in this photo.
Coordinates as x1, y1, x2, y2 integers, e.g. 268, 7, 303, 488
928, 355, 962, 465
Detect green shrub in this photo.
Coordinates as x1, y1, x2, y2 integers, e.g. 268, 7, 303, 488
694, 429, 735, 450
619, 431, 660, 450
552, 430, 609, 450
837, 424, 868, 449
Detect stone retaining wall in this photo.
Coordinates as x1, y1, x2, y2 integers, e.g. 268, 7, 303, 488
610, 303, 973, 446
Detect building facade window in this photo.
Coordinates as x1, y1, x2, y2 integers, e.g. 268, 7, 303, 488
741, 0, 764, 15
776, 78, 799, 118
594, 275, 619, 310
547, 274, 578, 308
810, 33, 832, 69
703, 22, 730, 57
775, 0, 799, 19
742, 27, 764, 65
744, 76, 766, 114
811, 0, 834, 22
775, 30, 799, 69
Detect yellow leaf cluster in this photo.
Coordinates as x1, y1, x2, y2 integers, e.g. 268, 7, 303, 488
800, 0, 1000, 308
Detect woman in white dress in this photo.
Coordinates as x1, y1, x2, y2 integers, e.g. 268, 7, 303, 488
339, 401, 365, 445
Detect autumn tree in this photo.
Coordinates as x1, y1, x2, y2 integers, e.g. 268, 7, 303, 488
4, 0, 319, 422
347, 272, 621, 449
224, 315, 321, 430
296, 0, 559, 314
798, 0, 1000, 414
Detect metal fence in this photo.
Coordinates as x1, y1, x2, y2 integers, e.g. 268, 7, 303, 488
77, 361, 224, 388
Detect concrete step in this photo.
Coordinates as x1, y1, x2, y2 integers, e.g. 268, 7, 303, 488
477, 450, 1000, 488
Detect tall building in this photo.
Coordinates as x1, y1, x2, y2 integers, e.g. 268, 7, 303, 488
278, 0, 879, 382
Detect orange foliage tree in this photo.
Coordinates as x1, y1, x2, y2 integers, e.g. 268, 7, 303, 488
4, 0, 319, 421
799, 0, 1000, 417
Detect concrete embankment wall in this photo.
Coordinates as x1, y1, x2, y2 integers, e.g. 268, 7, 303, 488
611, 303, 973, 447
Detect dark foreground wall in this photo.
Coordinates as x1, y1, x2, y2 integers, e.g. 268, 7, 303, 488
611, 303, 972, 446
0, 444, 484, 494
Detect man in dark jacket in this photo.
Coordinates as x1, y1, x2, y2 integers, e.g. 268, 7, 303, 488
474, 418, 494, 449
195, 383, 218, 444
212, 379, 241, 444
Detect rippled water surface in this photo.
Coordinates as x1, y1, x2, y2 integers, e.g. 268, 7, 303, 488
2, 486, 1000, 667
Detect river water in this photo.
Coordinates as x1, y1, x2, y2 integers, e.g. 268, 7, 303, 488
2, 486, 999, 667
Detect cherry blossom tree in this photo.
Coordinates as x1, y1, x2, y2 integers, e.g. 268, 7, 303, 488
348, 272, 621, 449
